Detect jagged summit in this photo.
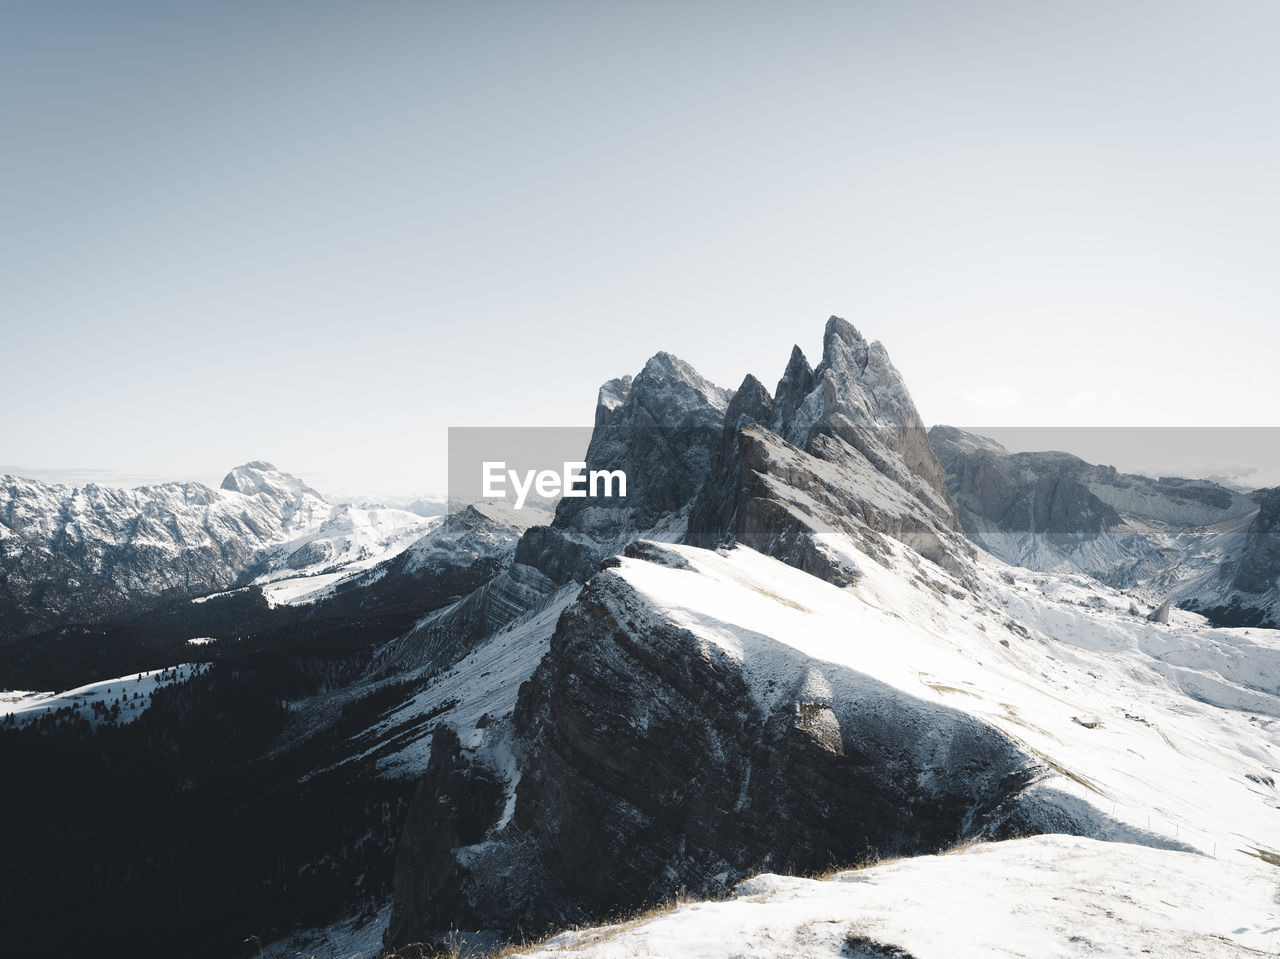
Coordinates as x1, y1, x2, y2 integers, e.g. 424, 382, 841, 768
788, 314, 927, 439
631, 350, 733, 414
773, 344, 815, 425
727, 373, 773, 428
822, 313, 865, 347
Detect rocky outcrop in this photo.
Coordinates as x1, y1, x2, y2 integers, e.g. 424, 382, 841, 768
1233, 487, 1280, 596
514, 351, 732, 590
385, 548, 1055, 950
549, 351, 731, 537
373, 561, 558, 677
930, 427, 1123, 539
386, 727, 505, 946
374, 353, 735, 687
1183, 486, 1280, 628
693, 424, 970, 585
688, 317, 964, 582
792, 320, 953, 508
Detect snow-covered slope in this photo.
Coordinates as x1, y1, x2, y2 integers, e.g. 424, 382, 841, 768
615, 538, 1279, 862
382, 320, 1280, 955
396, 532, 1277, 957
386, 536, 1280, 949
1, 663, 207, 728
251, 505, 440, 607
512, 835, 1279, 958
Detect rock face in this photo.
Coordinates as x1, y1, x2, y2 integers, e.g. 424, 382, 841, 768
928, 426, 1276, 625
929, 427, 1259, 543
1232, 487, 1280, 596
688, 317, 964, 583
782, 318, 955, 513
371, 352, 736, 694
384, 320, 1054, 952
1184, 486, 1280, 627
498, 319, 956, 609
543, 350, 732, 540
355, 503, 555, 676
386, 545, 1049, 948
930, 427, 1123, 538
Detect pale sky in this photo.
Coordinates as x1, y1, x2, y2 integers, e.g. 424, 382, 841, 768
3, 1, 1278, 495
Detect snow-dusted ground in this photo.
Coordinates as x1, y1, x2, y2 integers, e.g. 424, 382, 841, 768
516, 835, 1279, 958
484, 532, 1280, 957
0, 663, 207, 727
303, 585, 580, 781
252, 508, 442, 607
255, 902, 391, 959
607, 539, 1279, 863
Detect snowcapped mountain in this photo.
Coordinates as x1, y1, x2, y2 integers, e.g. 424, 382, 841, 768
0, 461, 436, 637
369, 320, 1280, 955
4, 317, 1278, 959
929, 426, 1279, 626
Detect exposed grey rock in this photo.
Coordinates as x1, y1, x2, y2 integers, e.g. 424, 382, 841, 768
930, 427, 1122, 539
1233, 488, 1280, 595
515, 350, 731, 588
773, 344, 814, 426
691, 423, 971, 586
396, 353, 734, 684
1184, 486, 1280, 628
368, 504, 559, 677
385, 555, 1088, 950
387, 726, 506, 946
783, 317, 956, 516
1148, 600, 1172, 624
689, 318, 963, 583
928, 426, 1274, 625
594, 375, 633, 428
552, 351, 731, 534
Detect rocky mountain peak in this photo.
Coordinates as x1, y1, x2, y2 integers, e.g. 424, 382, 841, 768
594, 376, 633, 428
516, 352, 733, 583
722, 374, 775, 438
219, 462, 323, 501
799, 315, 925, 433
630, 351, 733, 419
773, 344, 815, 425
821, 313, 869, 354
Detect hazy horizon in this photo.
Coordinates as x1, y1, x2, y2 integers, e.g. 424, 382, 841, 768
6, 423, 1280, 498
5, 2, 1279, 494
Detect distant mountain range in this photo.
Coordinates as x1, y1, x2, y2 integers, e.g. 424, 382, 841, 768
931, 426, 1279, 627
0, 462, 447, 641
